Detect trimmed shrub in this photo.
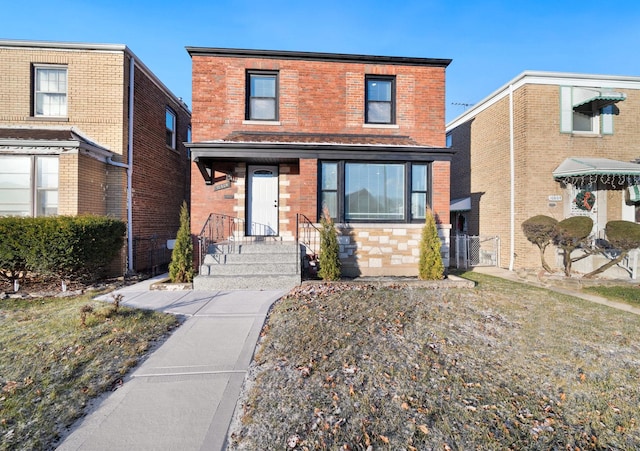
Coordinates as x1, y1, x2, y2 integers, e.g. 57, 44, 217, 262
584, 220, 640, 279
0, 215, 125, 283
0, 216, 29, 283
169, 201, 195, 283
605, 220, 640, 251
318, 211, 341, 281
522, 215, 558, 273
418, 207, 444, 280
553, 216, 593, 276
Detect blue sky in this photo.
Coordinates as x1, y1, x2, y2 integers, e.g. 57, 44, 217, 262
3, 0, 640, 122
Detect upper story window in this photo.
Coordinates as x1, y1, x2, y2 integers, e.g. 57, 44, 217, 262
446, 133, 452, 148
34, 65, 67, 117
560, 86, 626, 135
365, 76, 395, 124
0, 155, 58, 217
166, 107, 176, 149
246, 71, 278, 121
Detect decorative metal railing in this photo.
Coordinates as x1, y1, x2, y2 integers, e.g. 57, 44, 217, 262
296, 213, 321, 278
197, 212, 322, 277
197, 213, 278, 266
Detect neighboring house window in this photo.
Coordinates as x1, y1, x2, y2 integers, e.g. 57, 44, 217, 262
560, 86, 624, 135
0, 155, 58, 216
446, 133, 452, 148
246, 71, 278, 121
166, 107, 176, 148
320, 161, 429, 222
34, 65, 67, 117
365, 76, 395, 124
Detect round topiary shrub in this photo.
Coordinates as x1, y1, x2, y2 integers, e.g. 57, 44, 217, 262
605, 220, 640, 251
554, 216, 593, 276
522, 215, 558, 272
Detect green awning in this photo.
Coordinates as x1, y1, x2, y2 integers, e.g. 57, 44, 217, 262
572, 88, 626, 111
553, 157, 640, 179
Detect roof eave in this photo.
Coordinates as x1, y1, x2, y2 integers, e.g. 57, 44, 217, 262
185, 46, 451, 67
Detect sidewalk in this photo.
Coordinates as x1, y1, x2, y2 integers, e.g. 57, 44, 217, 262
57, 275, 289, 451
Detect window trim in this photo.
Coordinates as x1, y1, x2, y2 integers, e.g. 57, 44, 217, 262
33, 64, 68, 118
319, 161, 430, 223
365, 75, 396, 125
246, 70, 279, 121
166, 107, 177, 149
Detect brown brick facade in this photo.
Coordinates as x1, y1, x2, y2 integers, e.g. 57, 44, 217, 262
448, 73, 640, 275
0, 41, 191, 274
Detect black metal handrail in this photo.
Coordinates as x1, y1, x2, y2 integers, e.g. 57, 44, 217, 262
296, 213, 321, 278
197, 213, 279, 264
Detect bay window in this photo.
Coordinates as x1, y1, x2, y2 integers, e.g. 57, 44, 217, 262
320, 161, 430, 222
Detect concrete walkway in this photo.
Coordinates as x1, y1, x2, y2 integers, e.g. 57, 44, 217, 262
57, 275, 288, 451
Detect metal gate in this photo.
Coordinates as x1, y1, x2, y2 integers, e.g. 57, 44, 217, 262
454, 235, 500, 269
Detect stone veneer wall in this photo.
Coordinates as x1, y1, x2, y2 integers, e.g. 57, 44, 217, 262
333, 223, 451, 277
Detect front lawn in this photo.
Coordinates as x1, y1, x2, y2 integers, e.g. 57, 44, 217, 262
229, 273, 640, 450
0, 293, 179, 450
583, 284, 640, 308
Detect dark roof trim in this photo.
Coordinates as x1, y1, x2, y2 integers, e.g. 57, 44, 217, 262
185, 47, 452, 68
189, 141, 455, 162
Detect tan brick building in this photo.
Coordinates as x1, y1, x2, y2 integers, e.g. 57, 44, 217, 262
447, 71, 640, 277
187, 47, 453, 277
0, 39, 191, 274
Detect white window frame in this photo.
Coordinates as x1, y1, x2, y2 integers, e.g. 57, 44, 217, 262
0, 155, 58, 217
34, 65, 68, 118
166, 107, 177, 149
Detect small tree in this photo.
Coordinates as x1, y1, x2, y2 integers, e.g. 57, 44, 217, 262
419, 207, 444, 280
553, 216, 593, 277
318, 210, 341, 281
169, 201, 195, 283
584, 220, 640, 278
522, 215, 558, 273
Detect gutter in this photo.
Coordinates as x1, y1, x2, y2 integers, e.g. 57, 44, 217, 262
509, 85, 515, 271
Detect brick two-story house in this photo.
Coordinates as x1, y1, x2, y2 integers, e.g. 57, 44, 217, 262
0, 39, 191, 274
187, 47, 453, 285
447, 71, 640, 278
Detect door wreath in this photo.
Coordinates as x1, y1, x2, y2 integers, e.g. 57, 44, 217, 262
574, 190, 596, 211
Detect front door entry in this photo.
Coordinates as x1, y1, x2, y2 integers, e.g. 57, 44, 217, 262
247, 165, 279, 236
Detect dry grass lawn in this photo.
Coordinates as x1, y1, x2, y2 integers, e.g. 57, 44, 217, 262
229, 273, 640, 450
0, 293, 179, 450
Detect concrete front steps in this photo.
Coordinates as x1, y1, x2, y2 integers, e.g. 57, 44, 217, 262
193, 241, 302, 290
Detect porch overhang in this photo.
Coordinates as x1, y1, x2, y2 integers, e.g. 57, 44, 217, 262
189, 140, 455, 184
450, 197, 471, 212
553, 157, 640, 187
553, 157, 640, 179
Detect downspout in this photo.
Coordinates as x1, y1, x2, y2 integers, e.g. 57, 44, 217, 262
106, 56, 134, 274
509, 84, 515, 271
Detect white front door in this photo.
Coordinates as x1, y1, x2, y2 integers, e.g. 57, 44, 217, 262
247, 165, 279, 236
